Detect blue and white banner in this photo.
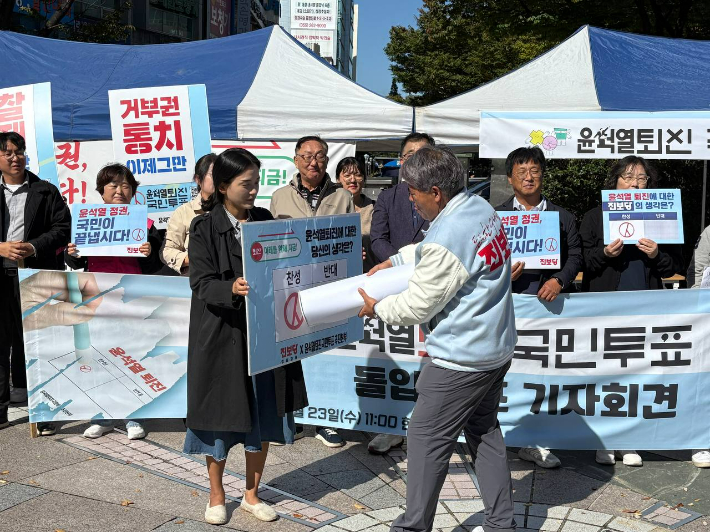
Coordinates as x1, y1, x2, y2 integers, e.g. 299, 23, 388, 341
242, 214, 364, 375
108, 85, 212, 186
20, 271, 710, 449
602, 188, 683, 244
499, 211, 560, 269
71, 204, 148, 257
0, 82, 58, 186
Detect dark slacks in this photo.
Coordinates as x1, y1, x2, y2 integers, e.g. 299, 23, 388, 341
0, 271, 27, 413
391, 360, 516, 532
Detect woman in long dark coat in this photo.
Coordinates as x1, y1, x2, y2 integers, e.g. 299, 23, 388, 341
184, 148, 308, 525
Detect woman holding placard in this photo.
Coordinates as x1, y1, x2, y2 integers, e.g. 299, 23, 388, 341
580, 156, 683, 467
184, 148, 308, 525
65, 163, 163, 441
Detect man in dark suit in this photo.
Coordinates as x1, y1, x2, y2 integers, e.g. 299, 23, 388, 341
370, 132, 435, 263
367, 132, 435, 455
0, 132, 71, 434
495, 146, 583, 469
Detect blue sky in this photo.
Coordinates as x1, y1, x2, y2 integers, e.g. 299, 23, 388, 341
354, 0, 422, 96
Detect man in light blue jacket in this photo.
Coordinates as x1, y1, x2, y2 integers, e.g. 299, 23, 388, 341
359, 146, 517, 532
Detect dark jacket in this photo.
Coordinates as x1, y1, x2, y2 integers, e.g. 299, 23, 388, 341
579, 205, 683, 292
495, 196, 583, 292
370, 182, 428, 262
1, 170, 70, 270
187, 205, 308, 432
65, 222, 164, 275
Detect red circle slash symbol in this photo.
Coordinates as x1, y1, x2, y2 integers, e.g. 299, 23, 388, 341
545, 238, 558, 252
284, 292, 304, 330
619, 222, 635, 238
251, 242, 264, 261
132, 228, 145, 242
80, 365, 92, 373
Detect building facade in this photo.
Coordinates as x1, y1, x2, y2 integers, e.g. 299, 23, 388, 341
279, 0, 358, 80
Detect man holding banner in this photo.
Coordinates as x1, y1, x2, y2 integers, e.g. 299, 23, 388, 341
0, 132, 71, 433
359, 146, 517, 532
496, 146, 582, 469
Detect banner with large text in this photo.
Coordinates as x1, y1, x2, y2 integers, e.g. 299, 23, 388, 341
20, 271, 710, 449
55, 140, 355, 230
479, 111, 710, 160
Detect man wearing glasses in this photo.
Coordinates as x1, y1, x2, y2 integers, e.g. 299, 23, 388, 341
495, 146, 583, 469
270, 136, 353, 219
0, 132, 71, 433
270, 136, 353, 448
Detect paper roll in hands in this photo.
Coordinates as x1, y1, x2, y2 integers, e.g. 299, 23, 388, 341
299, 263, 415, 326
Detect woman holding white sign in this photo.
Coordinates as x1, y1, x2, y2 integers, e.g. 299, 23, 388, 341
65, 163, 163, 441
580, 156, 683, 467
184, 148, 308, 525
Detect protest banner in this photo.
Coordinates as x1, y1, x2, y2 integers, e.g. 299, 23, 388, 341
22, 272, 709, 449
291, 0, 336, 30
241, 213, 364, 375
602, 189, 683, 244
70, 204, 149, 257
56, 140, 355, 230
479, 111, 710, 160
108, 85, 212, 186
499, 211, 561, 268
0, 82, 58, 185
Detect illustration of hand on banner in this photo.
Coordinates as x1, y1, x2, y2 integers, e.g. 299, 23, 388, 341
21, 271, 103, 331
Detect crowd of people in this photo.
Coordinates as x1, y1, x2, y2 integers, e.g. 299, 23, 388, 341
1, 128, 709, 531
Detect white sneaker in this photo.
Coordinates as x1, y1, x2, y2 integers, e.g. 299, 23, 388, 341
10, 387, 27, 403
595, 449, 616, 465
616, 450, 643, 467
691, 450, 710, 468
368, 434, 404, 454
240, 499, 277, 521
126, 424, 146, 440
472, 527, 484, 532
83, 423, 114, 438
518, 447, 561, 468
205, 501, 228, 525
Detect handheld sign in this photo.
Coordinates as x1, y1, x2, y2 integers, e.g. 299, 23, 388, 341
71, 204, 148, 257
499, 211, 561, 269
602, 189, 683, 244
242, 213, 364, 376
108, 84, 211, 186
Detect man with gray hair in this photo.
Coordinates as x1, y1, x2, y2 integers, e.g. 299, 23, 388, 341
359, 146, 517, 532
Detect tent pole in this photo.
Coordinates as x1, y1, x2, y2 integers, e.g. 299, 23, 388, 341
703, 160, 708, 232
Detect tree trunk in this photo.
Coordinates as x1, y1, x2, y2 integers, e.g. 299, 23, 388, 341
39, 0, 76, 36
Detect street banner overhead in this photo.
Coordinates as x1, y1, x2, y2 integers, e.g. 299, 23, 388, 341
70, 204, 149, 257
480, 111, 710, 160
108, 85, 212, 186
21, 270, 710, 450
242, 213, 364, 375
0, 82, 58, 185
602, 189, 683, 244
499, 211, 561, 269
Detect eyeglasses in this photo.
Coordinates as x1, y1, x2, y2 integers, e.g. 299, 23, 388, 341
620, 173, 649, 185
296, 153, 327, 164
1, 150, 26, 160
341, 173, 364, 182
514, 168, 542, 179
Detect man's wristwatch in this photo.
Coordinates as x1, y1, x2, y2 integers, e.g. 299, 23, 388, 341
551, 276, 564, 289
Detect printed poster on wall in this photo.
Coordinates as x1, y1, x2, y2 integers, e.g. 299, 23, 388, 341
290, 0, 336, 30
602, 189, 684, 244
0, 82, 58, 185
108, 85, 212, 186
480, 111, 710, 160
70, 204, 149, 257
499, 211, 560, 268
242, 213, 364, 375
56, 140, 355, 230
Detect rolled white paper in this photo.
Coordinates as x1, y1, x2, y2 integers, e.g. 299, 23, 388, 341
299, 263, 415, 326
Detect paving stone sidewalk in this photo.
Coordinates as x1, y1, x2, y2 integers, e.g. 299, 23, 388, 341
1, 408, 708, 532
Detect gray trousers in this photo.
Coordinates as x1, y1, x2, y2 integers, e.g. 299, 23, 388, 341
391, 360, 516, 532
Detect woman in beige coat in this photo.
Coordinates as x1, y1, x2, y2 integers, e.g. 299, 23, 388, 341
160, 153, 217, 275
